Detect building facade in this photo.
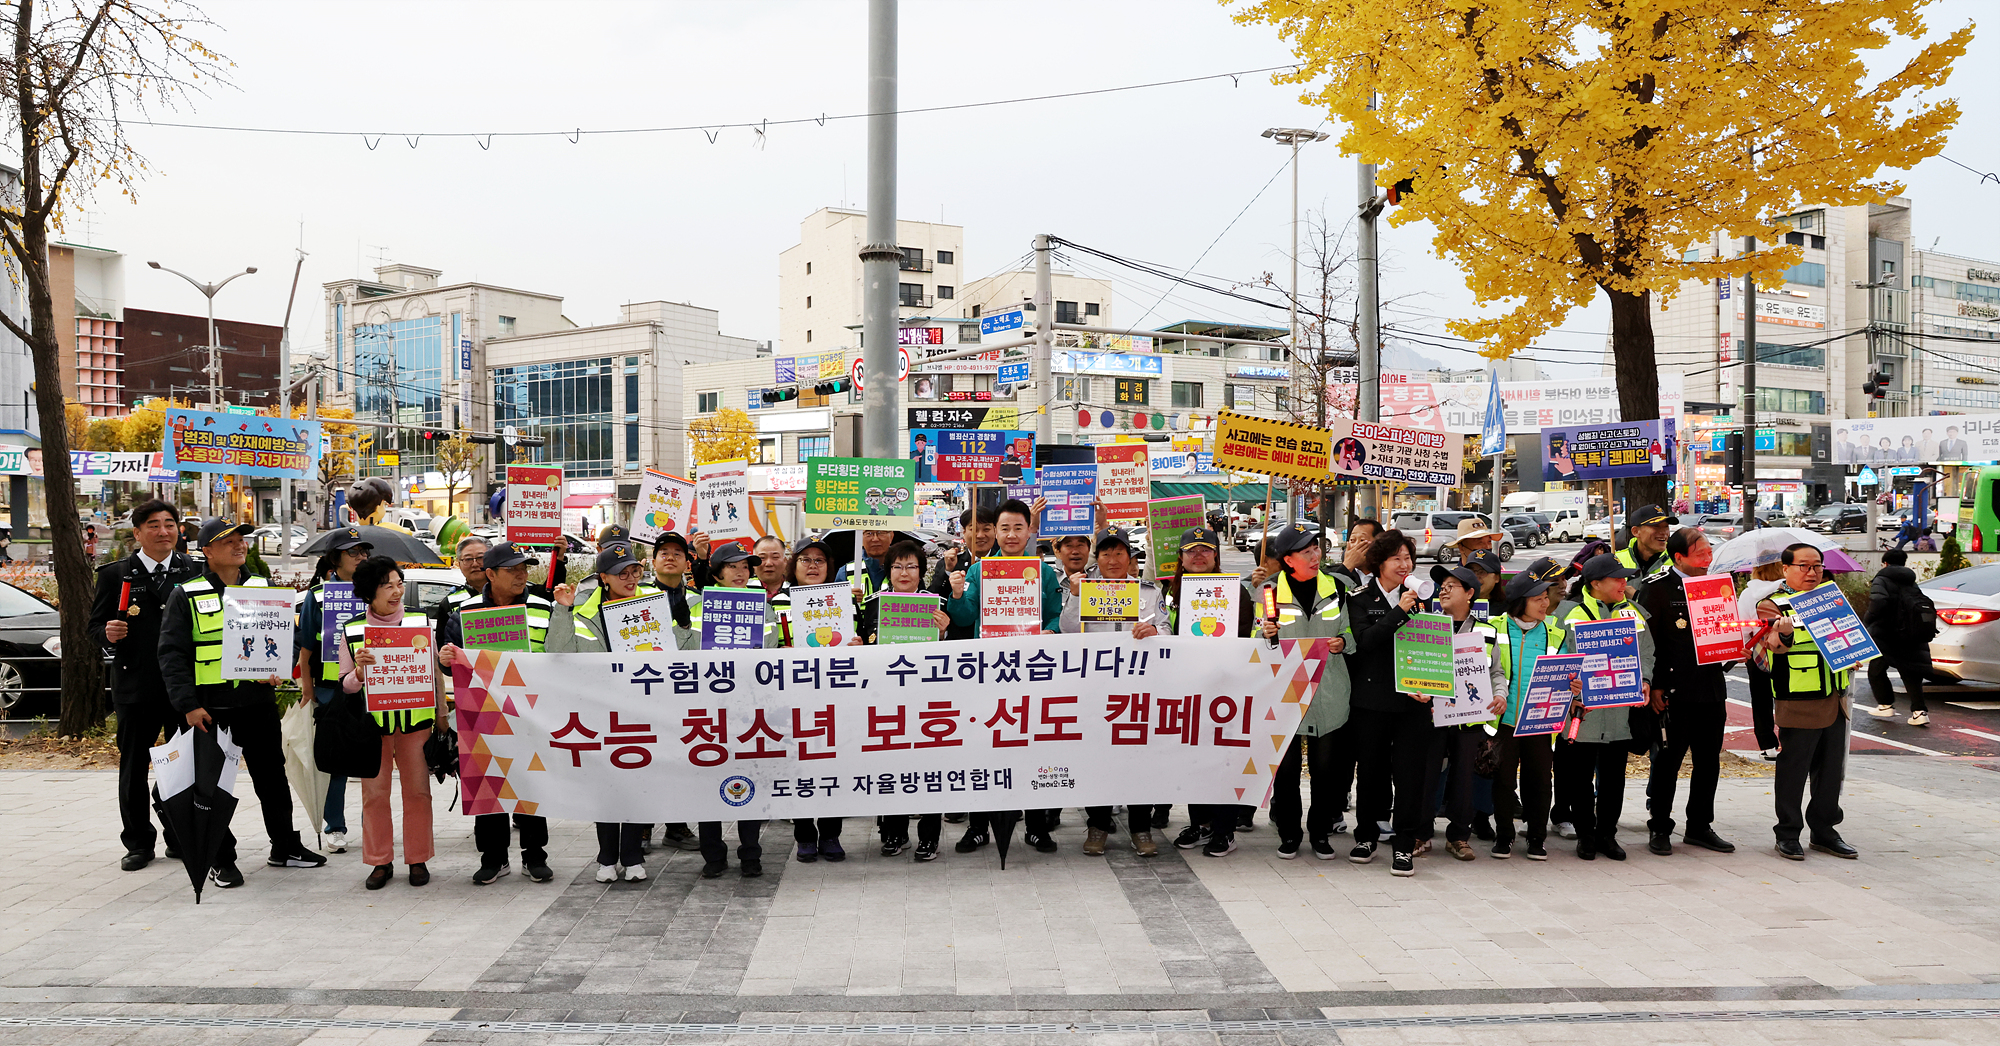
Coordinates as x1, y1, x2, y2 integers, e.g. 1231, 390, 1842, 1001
50, 242, 125, 419
120, 308, 283, 411
1907, 249, 2000, 414
778, 208, 965, 355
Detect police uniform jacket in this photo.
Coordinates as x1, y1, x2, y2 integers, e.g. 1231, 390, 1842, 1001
88, 549, 201, 706
1635, 569, 1727, 701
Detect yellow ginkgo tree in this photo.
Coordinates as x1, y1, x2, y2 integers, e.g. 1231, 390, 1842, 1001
1235, 0, 1971, 504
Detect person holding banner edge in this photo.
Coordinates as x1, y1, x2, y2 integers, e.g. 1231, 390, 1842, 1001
1553, 556, 1649, 861
1635, 528, 1735, 858
1260, 524, 1358, 863
339, 557, 439, 890
1342, 529, 1423, 868
1759, 544, 1860, 861
1164, 526, 1260, 854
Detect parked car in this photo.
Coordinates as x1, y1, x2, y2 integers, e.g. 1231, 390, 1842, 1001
1524, 512, 1556, 540
1389, 511, 1515, 563
400, 567, 470, 618
1125, 526, 1151, 562
1499, 514, 1544, 549
1877, 511, 1904, 533
1921, 564, 2000, 682
1802, 503, 1867, 534
250, 525, 307, 555
1581, 514, 1624, 542
1536, 508, 1586, 541
1235, 519, 1320, 554
0, 579, 71, 720
1697, 513, 1768, 541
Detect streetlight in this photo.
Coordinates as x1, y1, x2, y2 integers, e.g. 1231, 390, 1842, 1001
148, 260, 257, 517
1263, 127, 1330, 525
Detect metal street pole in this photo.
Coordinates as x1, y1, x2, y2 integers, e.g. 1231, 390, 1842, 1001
147, 260, 257, 519
1356, 140, 1383, 519
1742, 238, 1758, 533
1033, 234, 1053, 443
1262, 127, 1330, 524
277, 247, 306, 565
858, 0, 901, 460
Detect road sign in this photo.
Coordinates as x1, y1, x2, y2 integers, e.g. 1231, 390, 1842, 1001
980, 308, 1025, 337
850, 349, 911, 391
377, 452, 401, 467
225, 405, 256, 416
503, 425, 518, 447
998, 360, 1031, 385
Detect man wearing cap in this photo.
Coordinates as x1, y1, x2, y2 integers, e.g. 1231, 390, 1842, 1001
90, 499, 202, 872
1635, 527, 1735, 857
1442, 518, 1504, 563
1553, 555, 1651, 861
1464, 549, 1506, 624
158, 519, 327, 888
438, 540, 559, 884
835, 528, 897, 601
1261, 523, 1358, 862
293, 526, 374, 853
1759, 543, 1859, 861
1061, 529, 1168, 857
649, 532, 706, 650
1613, 504, 1675, 586
433, 534, 489, 626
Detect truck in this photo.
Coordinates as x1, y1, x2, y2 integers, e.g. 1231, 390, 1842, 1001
1500, 489, 1588, 541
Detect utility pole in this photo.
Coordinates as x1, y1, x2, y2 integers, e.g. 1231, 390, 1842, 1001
277, 245, 306, 563
1032, 234, 1053, 443
858, 0, 901, 460
1741, 238, 1759, 533
147, 260, 257, 518
1356, 116, 1383, 520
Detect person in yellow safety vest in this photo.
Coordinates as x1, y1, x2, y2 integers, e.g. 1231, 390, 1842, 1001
1261, 524, 1358, 863
293, 528, 374, 854
1612, 503, 1675, 585
158, 518, 327, 890
437, 540, 557, 886
430, 533, 490, 629
1552, 555, 1651, 862
338, 556, 441, 891
1481, 560, 1581, 861
1757, 543, 1860, 862
834, 528, 898, 601
752, 534, 792, 616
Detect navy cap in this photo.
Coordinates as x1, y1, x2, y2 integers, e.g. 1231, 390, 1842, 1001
325, 526, 373, 553
195, 518, 254, 548
709, 543, 756, 569
651, 531, 691, 554
1629, 504, 1673, 528
1466, 549, 1504, 575
1179, 527, 1221, 551
1522, 556, 1567, 583
1431, 563, 1479, 593
1504, 570, 1555, 602
1579, 555, 1639, 583
1096, 529, 1134, 554
483, 541, 540, 570
1266, 524, 1318, 558
594, 544, 642, 577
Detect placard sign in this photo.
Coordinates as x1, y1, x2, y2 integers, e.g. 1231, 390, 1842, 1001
602, 592, 671, 652
1039, 463, 1099, 537
1436, 630, 1497, 727
1146, 495, 1207, 577
875, 592, 942, 645
1212, 411, 1332, 482
978, 557, 1043, 637
802, 457, 916, 530
1177, 575, 1240, 637
629, 469, 696, 545
461, 605, 530, 652
505, 465, 565, 546
162, 409, 321, 478
222, 586, 295, 680
1567, 617, 1645, 708
1684, 574, 1748, 665
1079, 579, 1140, 622
1786, 580, 1883, 674
695, 459, 756, 542
361, 626, 436, 712
1095, 444, 1150, 520
1512, 653, 1584, 738
319, 581, 365, 662
788, 582, 857, 647
1393, 613, 1457, 695
1327, 418, 1462, 487
700, 587, 768, 650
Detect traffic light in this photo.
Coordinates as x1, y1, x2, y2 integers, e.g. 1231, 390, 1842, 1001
419, 430, 440, 440
466, 434, 498, 444
1862, 365, 1893, 401
1387, 176, 1415, 205
762, 388, 800, 404
814, 378, 851, 395
1723, 432, 1744, 485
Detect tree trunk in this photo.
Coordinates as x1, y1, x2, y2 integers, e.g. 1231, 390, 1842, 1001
1606, 286, 1668, 513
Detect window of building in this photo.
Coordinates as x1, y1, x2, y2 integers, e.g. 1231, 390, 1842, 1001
493, 356, 616, 477
1085, 302, 1100, 317
755, 437, 782, 465
898, 283, 926, 307
1959, 282, 2000, 304
697, 390, 719, 413
799, 435, 831, 460
626, 422, 640, 466
957, 323, 980, 342
806, 329, 813, 342
1056, 301, 1080, 324
970, 304, 981, 317
937, 285, 955, 300
1056, 376, 1085, 402
353, 315, 447, 474
899, 247, 926, 271
1780, 261, 1826, 287
1225, 384, 1258, 409
806, 261, 812, 274
937, 250, 954, 265
1774, 432, 1813, 456
1273, 388, 1289, 412
333, 303, 346, 392
799, 387, 828, 408
497, 315, 516, 336
1752, 386, 1825, 415
1756, 342, 1826, 368
1810, 235, 1826, 250
1171, 381, 1205, 408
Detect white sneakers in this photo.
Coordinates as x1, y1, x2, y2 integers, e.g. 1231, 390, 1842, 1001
595, 864, 619, 883
596, 863, 648, 882
624, 864, 647, 881
1869, 704, 1897, 719
325, 831, 347, 854
1909, 710, 1930, 727
1553, 822, 1578, 840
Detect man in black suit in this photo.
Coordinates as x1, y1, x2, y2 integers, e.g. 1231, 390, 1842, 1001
88, 500, 203, 871
1636, 527, 1735, 858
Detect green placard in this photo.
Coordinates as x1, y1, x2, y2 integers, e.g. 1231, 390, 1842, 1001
1393, 612, 1457, 695
462, 605, 530, 652
876, 592, 942, 644
802, 456, 917, 529
1145, 495, 1207, 578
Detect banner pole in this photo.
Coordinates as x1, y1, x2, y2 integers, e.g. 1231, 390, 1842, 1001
1258, 478, 1274, 563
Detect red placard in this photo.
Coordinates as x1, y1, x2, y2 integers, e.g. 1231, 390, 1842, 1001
1684, 574, 1747, 665
977, 557, 1044, 638
506, 465, 564, 546
363, 626, 437, 712
1095, 444, 1151, 520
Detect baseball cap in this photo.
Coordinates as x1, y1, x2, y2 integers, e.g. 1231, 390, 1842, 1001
651, 531, 691, 555
1579, 555, 1639, 583
594, 545, 642, 577
1629, 504, 1672, 528
1179, 527, 1221, 552
596, 523, 632, 547
1522, 556, 1568, 583
483, 541, 540, 570
1431, 563, 1479, 592
324, 526, 373, 553
792, 537, 832, 559
195, 518, 254, 548
1466, 549, 1504, 575
1266, 524, 1318, 558
1504, 570, 1555, 602
709, 543, 757, 569
1095, 529, 1134, 554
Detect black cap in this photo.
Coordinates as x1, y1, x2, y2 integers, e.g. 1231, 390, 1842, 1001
1579, 555, 1639, 583
709, 542, 756, 569
325, 526, 373, 553
195, 517, 254, 548
1095, 529, 1133, 554
1179, 527, 1221, 552
594, 545, 642, 577
1522, 556, 1568, 583
1466, 549, 1504, 575
792, 537, 832, 559
483, 540, 540, 570
1431, 563, 1479, 592
651, 531, 691, 555
1504, 570, 1555, 602
596, 523, 632, 547
1266, 524, 1318, 558
1629, 503, 1672, 528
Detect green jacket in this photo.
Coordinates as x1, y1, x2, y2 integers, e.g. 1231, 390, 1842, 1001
1271, 570, 1356, 737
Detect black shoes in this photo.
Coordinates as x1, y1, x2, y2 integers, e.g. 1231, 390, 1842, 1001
880, 836, 907, 857
267, 842, 328, 868
365, 865, 394, 890
1683, 827, 1736, 853
1347, 840, 1376, 864
954, 830, 989, 854
472, 862, 510, 884
1152, 808, 1171, 830
914, 840, 939, 862
1276, 837, 1301, 860
1490, 839, 1512, 859
1597, 837, 1627, 861
209, 863, 244, 889
120, 850, 153, 872
1810, 836, 1859, 859
1775, 839, 1805, 861
1391, 850, 1415, 876
1027, 832, 1059, 854
524, 862, 555, 882
1471, 814, 1495, 841
408, 862, 430, 886
742, 859, 764, 878
1576, 838, 1597, 861
700, 861, 728, 879
1524, 840, 1549, 861
1311, 837, 1336, 860
1648, 831, 1674, 856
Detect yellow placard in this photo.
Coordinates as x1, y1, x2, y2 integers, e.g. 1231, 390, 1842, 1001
1079, 579, 1140, 622
1211, 410, 1331, 483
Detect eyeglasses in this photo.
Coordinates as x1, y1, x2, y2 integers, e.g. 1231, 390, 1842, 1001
890, 563, 921, 572
1789, 562, 1824, 572
460, 555, 485, 565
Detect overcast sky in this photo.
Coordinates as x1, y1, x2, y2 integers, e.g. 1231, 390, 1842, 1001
72, 0, 1997, 382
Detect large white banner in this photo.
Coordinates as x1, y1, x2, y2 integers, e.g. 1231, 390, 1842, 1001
1380, 373, 1684, 434
1833, 414, 2000, 466
450, 634, 1329, 822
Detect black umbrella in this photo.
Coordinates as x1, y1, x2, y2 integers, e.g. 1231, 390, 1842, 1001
988, 809, 1020, 870
300, 525, 445, 566
151, 726, 240, 904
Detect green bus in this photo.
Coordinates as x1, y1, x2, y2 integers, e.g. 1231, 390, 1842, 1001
1957, 465, 2000, 552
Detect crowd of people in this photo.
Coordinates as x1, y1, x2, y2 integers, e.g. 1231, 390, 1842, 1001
88, 492, 1892, 891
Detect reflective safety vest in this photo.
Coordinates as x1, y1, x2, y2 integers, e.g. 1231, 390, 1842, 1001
1482, 616, 1571, 727
186, 574, 272, 687
342, 616, 437, 733
1558, 593, 1646, 634
1770, 589, 1851, 698
1272, 570, 1345, 627
1613, 542, 1671, 585
571, 583, 664, 645
441, 584, 482, 621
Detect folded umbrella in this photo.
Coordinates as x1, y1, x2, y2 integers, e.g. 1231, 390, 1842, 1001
988, 809, 1020, 870
278, 699, 330, 850
151, 726, 241, 904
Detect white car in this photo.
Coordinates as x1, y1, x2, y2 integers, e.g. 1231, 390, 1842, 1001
250, 525, 307, 555
1581, 515, 1622, 541
400, 567, 471, 618
1921, 565, 2000, 683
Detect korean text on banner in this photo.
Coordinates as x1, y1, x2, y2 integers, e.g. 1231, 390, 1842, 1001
1095, 444, 1150, 520
629, 470, 696, 545
802, 457, 916, 530
1328, 418, 1462, 486
1393, 613, 1457, 695
1213, 411, 1332, 483
1039, 463, 1098, 538
162, 409, 321, 478
701, 588, 768, 650
789, 583, 857, 647
602, 593, 671, 652
876, 592, 942, 644
978, 557, 1043, 637
461, 606, 530, 652
1684, 574, 1748, 665
1513, 653, 1583, 737
319, 581, 365, 662
222, 586, 294, 680
505, 465, 565, 546
921, 430, 1035, 483
1786, 581, 1883, 674
1543, 418, 1676, 482
1436, 630, 1497, 727
695, 459, 756, 542
362, 627, 436, 712
1079, 579, 1140, 622
1568, 618, 1645, 708
1146, 496, 1207, 577
1177, 575, 1241, 637
447, 633, 1330, 823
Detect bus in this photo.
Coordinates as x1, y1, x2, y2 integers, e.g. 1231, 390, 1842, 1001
1956, 465, 2000, 551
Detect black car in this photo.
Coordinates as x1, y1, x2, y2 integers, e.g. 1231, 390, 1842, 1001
0, 579, 69, 720
1499, 514, 1544, 549
1802, 503, 1867, 534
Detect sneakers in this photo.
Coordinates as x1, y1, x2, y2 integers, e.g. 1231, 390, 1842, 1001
914, 840, 939, 862
1131, 830, 1159, 857
1391, 850, 1415, 876
1083, 827, 1109, 856
1204, 837, 1237, 857
525, 862, 555, 882
365, 864, 394, 890
1760, 748, 1780, 761
1312, 837, 1337, 860
1525, 840, 1549, 861
880, 836, 907, 857
1175, 825, 1213, 850
662, 824, 702, 851
954, 830, 989, 854
472, 862, 510, 885
1910, 710, 1930, 727
1348, 840, 1377, 864
1491, 839, 1512, 859
1553, 821, 1578, 840
1276, 837, 1301, 860
1329, 818, 1349, 835
325, 830, 348, 854
209, 863, 244, 889
741, 859, 764, 878
624, 863, 646, 881
700, 861, 728, 879
1236, 812, 1257, 832
1414, 839, 1432, 856
267, 842, 327, 868
595, 863, 619, 883
1447, 840, 1477, 862
821, 839, 846, 862
1471, 814, 1495, 841
1028, 832, 1059, 854
1869, 703, 1897, 718
796, 842, 820, 863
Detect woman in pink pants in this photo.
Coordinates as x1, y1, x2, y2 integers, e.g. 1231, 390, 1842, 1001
339, 556, 438, 890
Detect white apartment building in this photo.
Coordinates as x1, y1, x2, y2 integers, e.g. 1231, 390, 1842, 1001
1907, 249, 2000, 414
777, 208, 965, 355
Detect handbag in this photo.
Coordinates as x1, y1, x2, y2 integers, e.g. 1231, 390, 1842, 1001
1473, 724, 1502, 778
312, 689, 383, 779
423, 693, 459, 784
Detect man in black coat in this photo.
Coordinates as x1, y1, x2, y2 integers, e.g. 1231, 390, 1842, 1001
1865, 548, 1934, 726
88, 500, 203, 871
1636, 527, 1735, 858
